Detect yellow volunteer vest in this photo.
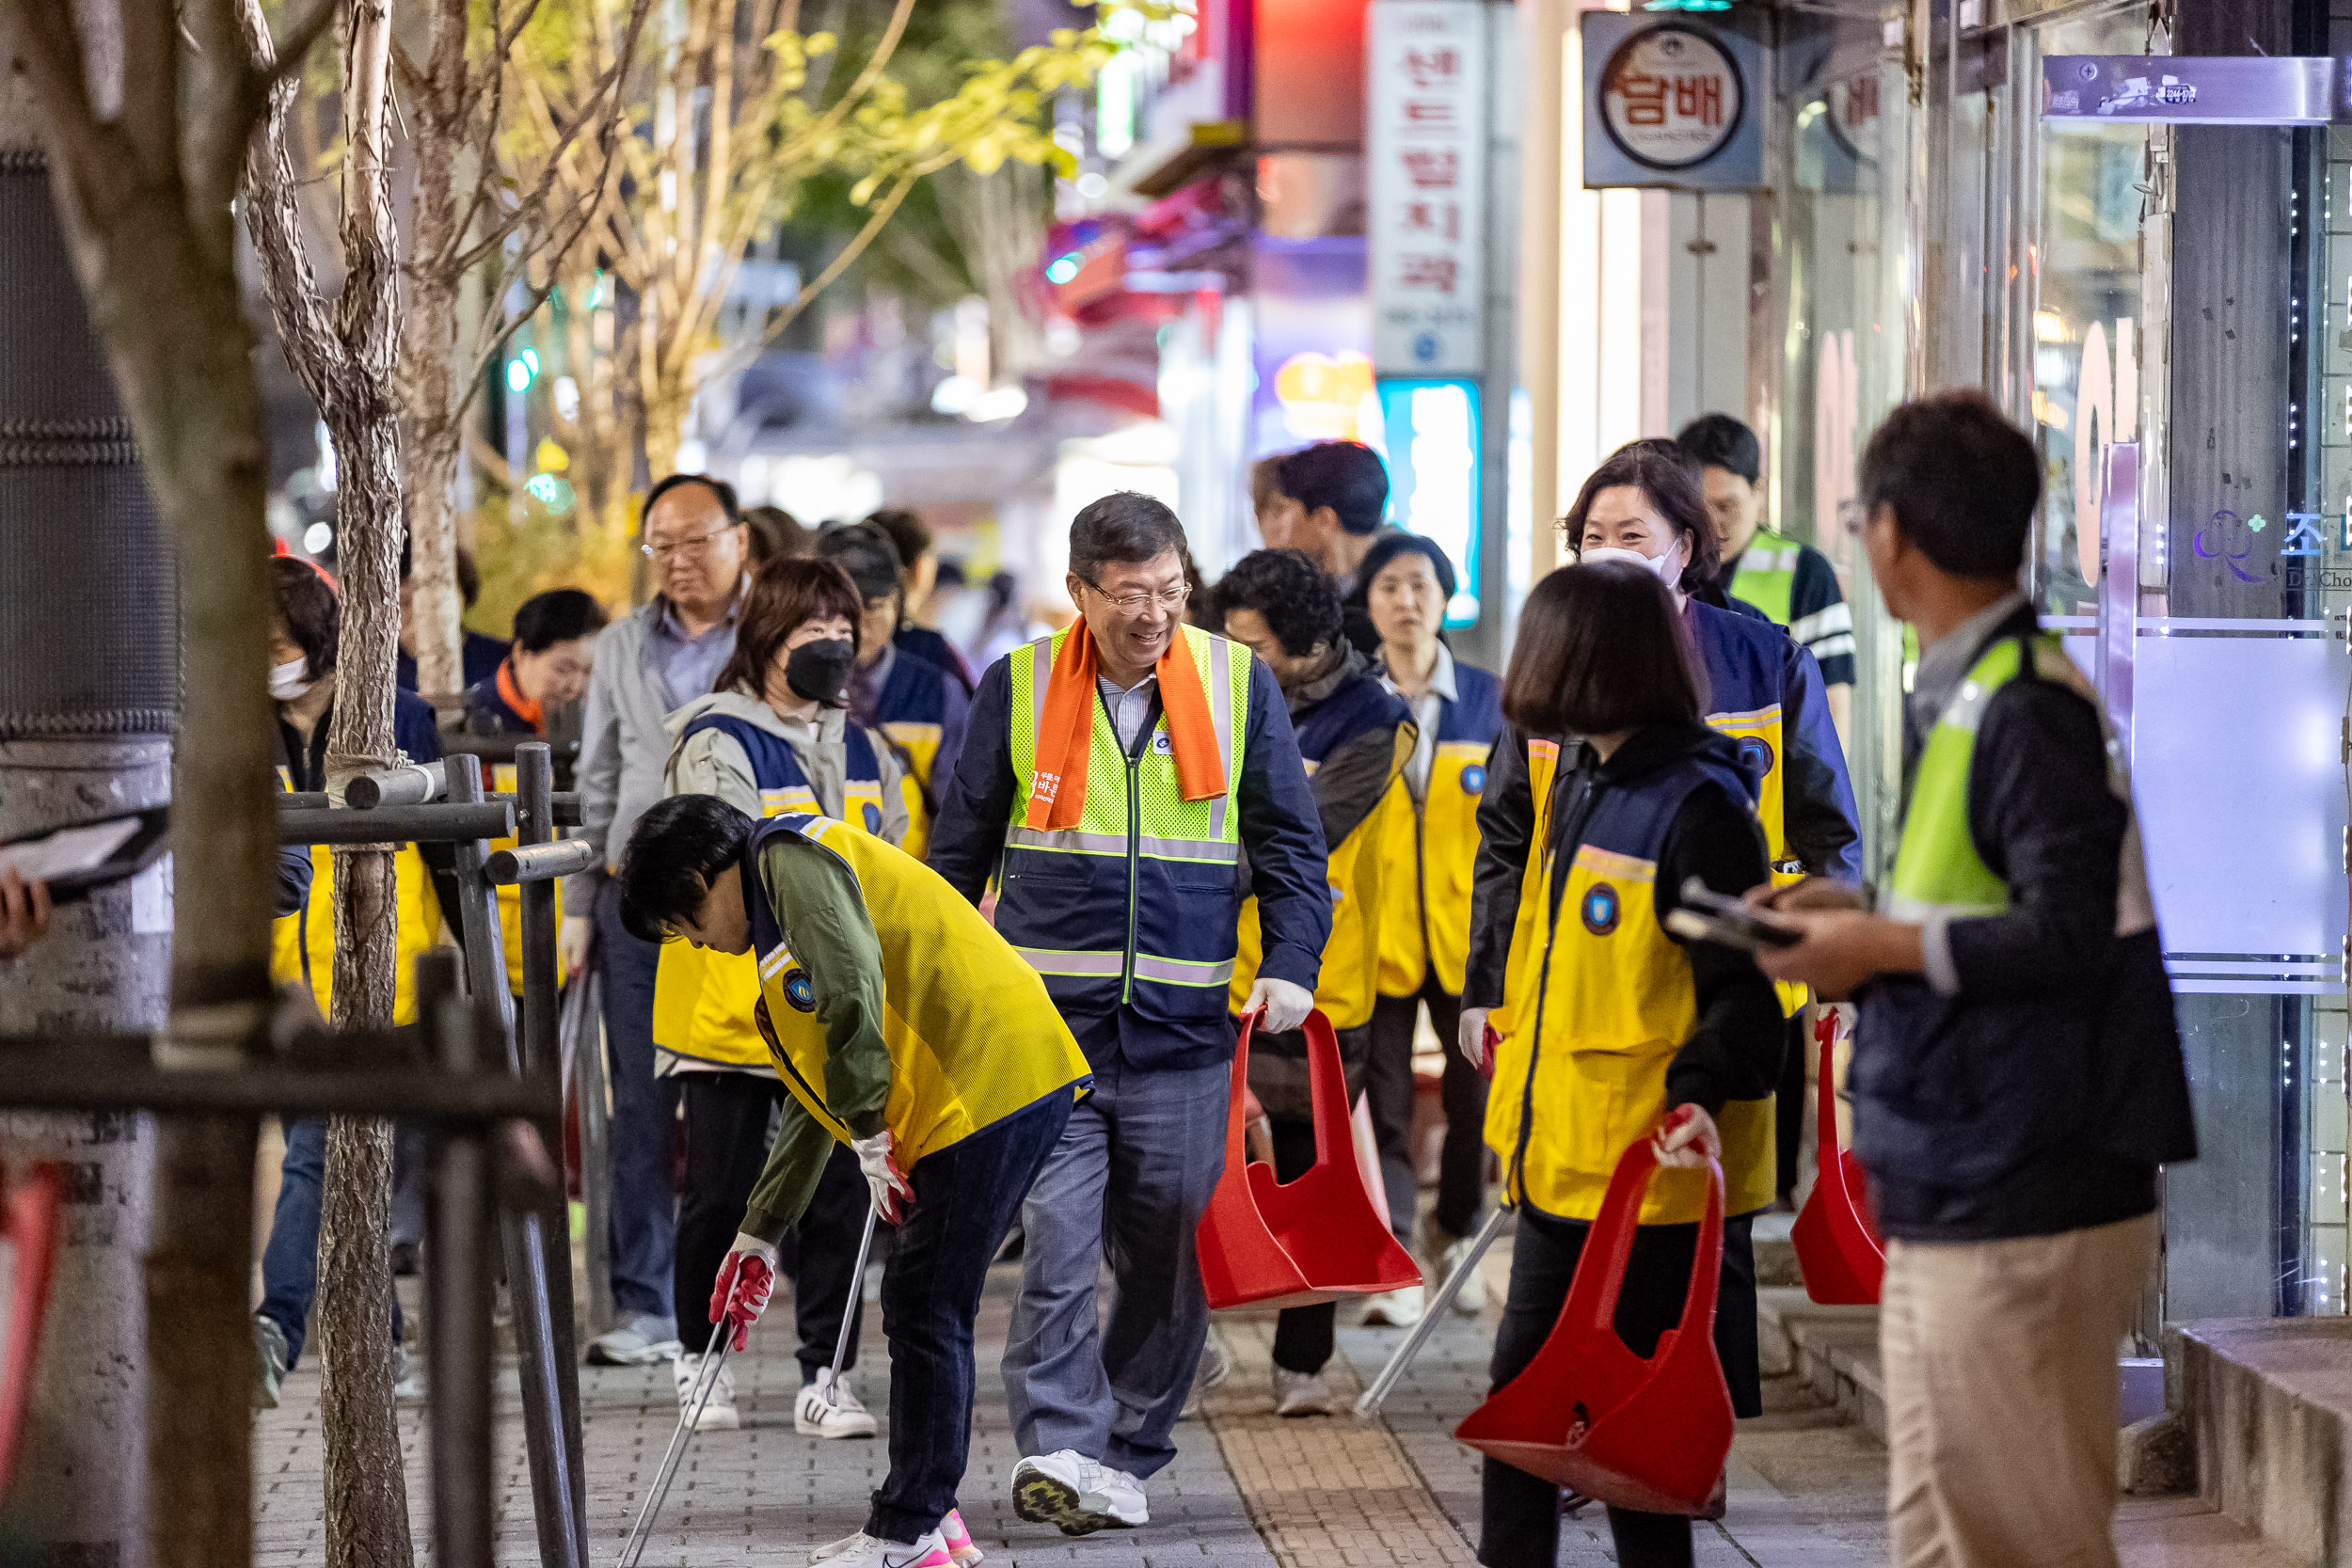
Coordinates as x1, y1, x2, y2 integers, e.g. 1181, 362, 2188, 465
1375, 739, 1490, 998
487, 762, 566, 996
884, 721, 941, 861
1483, 736, 1776, 1224
750, 815, 1089, 1163
270, 843, 440, 1026
652, 738, 888, 1072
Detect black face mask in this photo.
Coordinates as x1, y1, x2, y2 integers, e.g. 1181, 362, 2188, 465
784, 638, 856, 706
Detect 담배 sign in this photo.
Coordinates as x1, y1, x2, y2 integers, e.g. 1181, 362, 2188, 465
1369, 1, 1487, 377
1581, 12, 1764, 191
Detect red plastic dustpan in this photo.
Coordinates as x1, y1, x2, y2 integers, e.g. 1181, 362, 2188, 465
1454, 1133, 1734, 1515
0, 1163, 68, 1497
1196, 1008, 1422, 1311
1791, 1011, 1884, 1305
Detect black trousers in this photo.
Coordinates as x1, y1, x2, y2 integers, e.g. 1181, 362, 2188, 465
1268, 1117, 1335, 1374
1366, 983, 1486, 1243
1775, 1009, 1806, 1200
674, 1072, 870, 1372
1478, 1206, 1759, 1568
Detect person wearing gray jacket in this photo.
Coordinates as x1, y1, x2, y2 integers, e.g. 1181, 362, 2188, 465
652, 556, 910, 1436
560, 472, 752, 1366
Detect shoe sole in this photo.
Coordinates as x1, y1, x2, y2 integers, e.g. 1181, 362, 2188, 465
692, 1409, 741, 1433
795, 1415, 878, 1438
589, 1340, 683, 1367
1010, 1471, 1140, 1536
1276, 1402, 1335, 1418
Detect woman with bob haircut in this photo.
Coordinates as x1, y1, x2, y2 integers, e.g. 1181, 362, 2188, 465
652, 555, 911, 1440
1464, 560, 1784, 1568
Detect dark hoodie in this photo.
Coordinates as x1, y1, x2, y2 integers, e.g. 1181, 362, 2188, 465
1488, 721, 1785, 1116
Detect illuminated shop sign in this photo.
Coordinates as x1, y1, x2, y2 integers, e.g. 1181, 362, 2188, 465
1373, 377, 1482, 627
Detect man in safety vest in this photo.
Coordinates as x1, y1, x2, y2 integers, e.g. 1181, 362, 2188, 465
1677, 413, 1855, 744
617, 792, 1091, 1568
930, 491, 1331, 1536
1753, 391, 2195, 1568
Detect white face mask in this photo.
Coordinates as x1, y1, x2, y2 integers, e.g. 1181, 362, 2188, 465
1581, 542, 1685, 588
268, 657, 313, 702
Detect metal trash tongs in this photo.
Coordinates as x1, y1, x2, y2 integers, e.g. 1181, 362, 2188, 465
619, 1321, 737, 1568
1354, 1201, 1513, 1418
617, 1197, 883, 1568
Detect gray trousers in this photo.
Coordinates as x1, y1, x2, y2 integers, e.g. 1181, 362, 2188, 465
1002, 1053, 1230, 1480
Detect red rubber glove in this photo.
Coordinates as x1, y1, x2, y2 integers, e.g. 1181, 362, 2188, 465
709, 1233, 777, 1351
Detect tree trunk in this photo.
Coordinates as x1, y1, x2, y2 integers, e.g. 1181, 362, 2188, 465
397, 0, 467, 701
310, 2, 415, 1562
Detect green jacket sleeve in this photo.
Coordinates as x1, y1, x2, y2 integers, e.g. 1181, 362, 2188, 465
735, 837, 895, 1240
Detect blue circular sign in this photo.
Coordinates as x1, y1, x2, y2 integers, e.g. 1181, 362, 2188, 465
1581, 882, 1621, 937
1460, 764, 1486, 795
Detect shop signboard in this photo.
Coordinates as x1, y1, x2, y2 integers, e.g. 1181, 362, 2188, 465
1368, 0, 1486, 376
1581, 12, 1763, 191
2041, 55, 2351, 124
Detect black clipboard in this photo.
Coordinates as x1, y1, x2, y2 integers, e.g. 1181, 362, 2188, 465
0, 805, 171, 903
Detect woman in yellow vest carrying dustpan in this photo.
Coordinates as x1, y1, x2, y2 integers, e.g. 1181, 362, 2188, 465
617, 791, 1091, 1568
1466, 562, 1786, 1568
653, 558, 911, 1437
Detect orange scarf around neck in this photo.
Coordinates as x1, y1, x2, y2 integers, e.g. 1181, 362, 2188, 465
497, 658, 547, 735
1025, 625, 1227, 832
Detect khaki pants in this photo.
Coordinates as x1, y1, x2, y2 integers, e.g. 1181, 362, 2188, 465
1882, 1212, 2156, 1568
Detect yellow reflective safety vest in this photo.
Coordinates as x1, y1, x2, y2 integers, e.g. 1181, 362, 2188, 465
484, 761, 567, 996
745, 814, 1090, 1163
654, 713, 889, 1071
1375, 661, 1502, 999
996, 624, 1252, 1021
1229, 664, 1412, 1031
1485, 735, 1776, 1224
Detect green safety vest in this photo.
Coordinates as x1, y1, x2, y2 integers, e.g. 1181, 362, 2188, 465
994, 623, 1255, 1016
1731, 535, 1804, 626
1884, 631, 2153, 933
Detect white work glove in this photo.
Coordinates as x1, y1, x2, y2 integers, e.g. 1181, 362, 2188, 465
1457, 1006, 1492, 1077
852, 1128, 914, 1224
557, 914, 594, 975
1652, 1104, 1723, 1170
709, 1232, 778, 1350
1244, 976, 1314, 1035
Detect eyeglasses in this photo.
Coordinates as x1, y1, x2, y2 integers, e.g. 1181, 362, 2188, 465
641, 525, 738, 562
1086, 580, 1192, 616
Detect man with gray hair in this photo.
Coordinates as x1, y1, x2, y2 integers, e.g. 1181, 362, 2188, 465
930, 492, 1331, 1536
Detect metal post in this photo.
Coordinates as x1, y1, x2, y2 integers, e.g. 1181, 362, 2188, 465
515, 741, 589, 1551
421, 954, 496, 1568
447, 755, 582, 1568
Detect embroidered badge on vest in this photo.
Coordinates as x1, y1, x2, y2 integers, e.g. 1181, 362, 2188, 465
1736, 736, 1775, 779
781, 966, 817, 1012
1460, 763, 1486, 794
864, 802, 882, 833
1581, 883, 1621, 936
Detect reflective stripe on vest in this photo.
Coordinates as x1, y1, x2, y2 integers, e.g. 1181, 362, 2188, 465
1484, 745, 1776, 1225
998, 625, 1250, 1006
747, 814, 1090, 1164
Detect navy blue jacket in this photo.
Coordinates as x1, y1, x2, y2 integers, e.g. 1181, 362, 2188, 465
462, 669, 537, 736
399, 631, 509, 693
895, 623, 975, 693
930, 645, 1331, 1071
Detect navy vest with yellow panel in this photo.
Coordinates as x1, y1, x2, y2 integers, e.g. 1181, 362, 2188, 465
653, 716, 886, 1071
1375, 661, 1502, 999
874, 649, 955, 861
1229, 667, 1412, 1031
1484, 736, 1777, 1224
743, 815, 1089, 1164
996, 623, 1251, 1024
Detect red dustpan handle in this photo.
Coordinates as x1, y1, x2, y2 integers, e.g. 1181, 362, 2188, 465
1225, 1008, 1259, 1172
1560, 1128, 1725, 1342
1815, 1012, 1839, 1158
1300, 1008, 1352, 1178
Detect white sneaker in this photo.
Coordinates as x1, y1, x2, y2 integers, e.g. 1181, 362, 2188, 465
1181, 1337, 1232, 1419
1442, 1235, 1489, 1316
805, 1531, 949, 1567
1359, 1285, 1424, 1327
673, 1351, 739, 1432
1009, 1449, 1148, 1535
814, 1509, 980, 1565
1272, 1366, 1334, 1417
796, 1368, 879, 1439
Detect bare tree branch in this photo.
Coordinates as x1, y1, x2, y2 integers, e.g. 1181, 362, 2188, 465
236, 0, 342, 405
